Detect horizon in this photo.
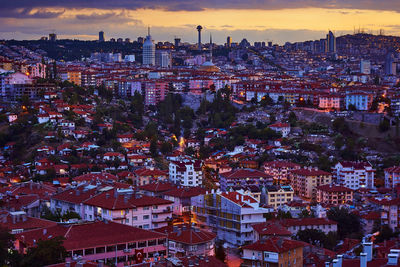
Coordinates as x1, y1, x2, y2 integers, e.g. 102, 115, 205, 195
1, 1, 400, 45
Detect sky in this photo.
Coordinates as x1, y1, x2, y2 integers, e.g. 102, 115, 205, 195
1, 1, 400, 44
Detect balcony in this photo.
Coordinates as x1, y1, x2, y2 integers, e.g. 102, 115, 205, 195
153, 207, 172, 214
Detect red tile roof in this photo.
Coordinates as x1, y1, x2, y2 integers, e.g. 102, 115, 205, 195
154, 224, 215, 245
0, 211, 57, 232
84, 191, 173, 209
243, 237, 305, 253
16, 221, 165, 251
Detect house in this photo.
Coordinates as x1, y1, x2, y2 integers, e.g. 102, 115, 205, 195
103, 152, 125, 162
83, 190, 173, 230
0, 210, 56, 234
154, 224, 216, 257
269, 123, 291, 137
242, 238, 305, 267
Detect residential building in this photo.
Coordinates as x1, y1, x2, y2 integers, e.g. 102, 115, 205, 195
333, 161, 375, 190
381, 198, 400, 231
14, 221, 167, 266
264, 185, 294, 209
154, 224, 216, 257
242, 238, 304, 267
192, 191, 272, 246
316, 184, 354, 205
83, 190, 173, 230
269, 123, 291, 137
291, 167, 332, 200
385, 166, 400, 188
345, 92, 373, 111
263, 161, 301, 185
169, 159, 203, 187
219, 169, 273, 191
252, 218, 338, 238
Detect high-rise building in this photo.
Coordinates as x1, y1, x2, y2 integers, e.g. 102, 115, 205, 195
196, 25, 203, 50
360, 60, 371, 75
155, 50, 172, 68
137, 37, 144, 44
226, 36, 232, 47
327, 31, 336, 53
49, 33, 57, 42
98, 31, 105, 42
125, 38, 130, 43
385, 52, 397, 75
142, 27, 155, 66
174, 38, 181, 49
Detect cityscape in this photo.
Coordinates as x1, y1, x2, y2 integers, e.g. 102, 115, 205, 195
2, 1, 400, 267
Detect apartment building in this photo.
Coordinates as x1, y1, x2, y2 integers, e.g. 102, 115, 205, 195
384, 166, 400, 188
242, 238, 304, 267
291, 167, 332, 200
316, 184, 354, 205
265, 185, 294, 209
263, 160, 301, 185
192, 191, 272, 247
169, 159, 203, 187
333, 161, 375, 190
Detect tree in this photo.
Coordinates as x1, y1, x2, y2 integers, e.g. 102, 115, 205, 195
150, 138, 158, 158
379, 119, 390, 132
22, 237, 67, 267
214, 242, 226, 263
0, 226, 18, 266
376, 224, 398, 243
296, 229, 338, 250
288, 111, 297, 127
327, 207, 361, 239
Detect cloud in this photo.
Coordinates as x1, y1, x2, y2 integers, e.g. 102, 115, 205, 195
76, 12, 117, 20
1, 0, 400, 14
0, 8, 64, 19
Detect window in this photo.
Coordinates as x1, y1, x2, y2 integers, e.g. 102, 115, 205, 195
133, 216, 138, 221
144, 207, 150, 210
143, 215, 149, 220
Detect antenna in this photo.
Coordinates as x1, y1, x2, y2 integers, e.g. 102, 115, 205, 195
148, 26, 150, 36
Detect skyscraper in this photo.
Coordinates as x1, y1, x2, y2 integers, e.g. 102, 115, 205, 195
99, 31, 105, 42
327, 31, 336, 53
360, 60, 371, 75
142, 27, 155, 66
174, 38, 181, 49
49, 33, 57, 42
385, 52, 397, 75
227, 36, 232, 47
196, 25, 203, 50
156, 50, 172, 68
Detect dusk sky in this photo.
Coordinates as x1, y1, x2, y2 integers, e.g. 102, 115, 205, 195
1, 0, 400, 44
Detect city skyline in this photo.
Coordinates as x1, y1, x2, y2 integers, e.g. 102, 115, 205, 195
1, 1, 400, 44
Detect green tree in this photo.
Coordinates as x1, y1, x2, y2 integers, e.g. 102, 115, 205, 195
327, 207, 361, 239
22, 237, 67, 267
150, 138, 158, 158
214, 242, 226, 263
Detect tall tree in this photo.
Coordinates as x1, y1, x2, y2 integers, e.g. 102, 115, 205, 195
22, 237, 67, 267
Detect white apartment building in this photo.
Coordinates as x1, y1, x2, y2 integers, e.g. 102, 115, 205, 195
333, 161, 375, 190
169, 159, 203, 187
